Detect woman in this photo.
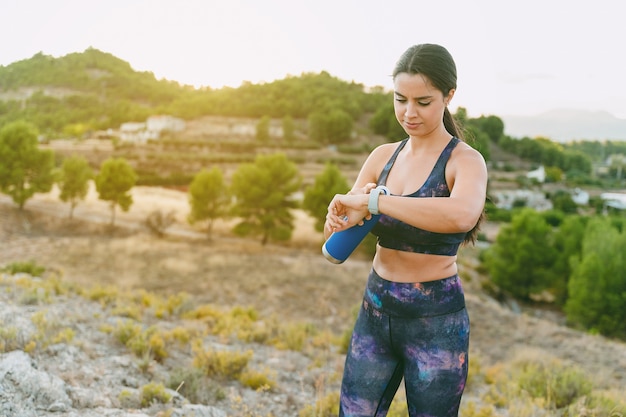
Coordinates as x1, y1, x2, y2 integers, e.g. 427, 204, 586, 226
324, 44, 488, 417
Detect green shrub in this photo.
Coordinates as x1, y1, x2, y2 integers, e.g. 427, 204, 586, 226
192, 342, 252, 380
239, 369, 276, 390
111, 319, 142, 345
167, 367, 225, 404
2, 260, 46, 276
512, 353, 592, 409
0, 326, 22, 353
140, 382, 171, 407
298, 392, 339, 417
117, 389, 138, 408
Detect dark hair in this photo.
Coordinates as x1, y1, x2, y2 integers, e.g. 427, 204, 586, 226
394, 44, 483, 244
393, 44, 463, 140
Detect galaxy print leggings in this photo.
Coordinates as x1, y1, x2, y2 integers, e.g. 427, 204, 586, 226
339, 269, 469, 417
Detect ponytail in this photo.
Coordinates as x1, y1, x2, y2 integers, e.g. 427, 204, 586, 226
443, 107, 462, 140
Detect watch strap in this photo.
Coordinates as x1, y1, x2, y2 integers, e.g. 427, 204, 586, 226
368, 186, 389, 215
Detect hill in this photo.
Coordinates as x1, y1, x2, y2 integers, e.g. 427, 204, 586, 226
0, 48, 387, 138
502, 109, 626, 142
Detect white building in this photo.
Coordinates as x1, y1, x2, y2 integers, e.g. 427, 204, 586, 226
492, 189, 553, 211
526, 166, 546, 183
571, 188, 590, 205
600, 193, 626, 210
119, 115, 185, 143
146, 115, 185, 133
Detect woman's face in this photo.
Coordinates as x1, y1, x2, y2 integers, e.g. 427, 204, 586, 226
393, 72, 452, 138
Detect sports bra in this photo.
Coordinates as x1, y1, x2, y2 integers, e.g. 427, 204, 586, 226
370, 137, 467, 256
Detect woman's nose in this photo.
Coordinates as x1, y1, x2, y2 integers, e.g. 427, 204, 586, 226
404, 102, 417, 117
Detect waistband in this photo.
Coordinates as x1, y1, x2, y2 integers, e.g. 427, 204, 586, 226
363, 268, 465, 318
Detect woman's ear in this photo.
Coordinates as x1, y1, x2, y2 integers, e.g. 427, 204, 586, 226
445, 88, 456, 106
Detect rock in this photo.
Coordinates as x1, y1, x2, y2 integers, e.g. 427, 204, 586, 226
173, 404, 228, 417
0, 350, 72, 413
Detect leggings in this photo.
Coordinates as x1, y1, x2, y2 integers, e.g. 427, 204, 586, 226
339, 269, 469, 417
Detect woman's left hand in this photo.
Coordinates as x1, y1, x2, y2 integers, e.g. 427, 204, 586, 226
326, 192, 372, 233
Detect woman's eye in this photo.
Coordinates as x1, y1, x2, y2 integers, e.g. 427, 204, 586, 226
418, 101, 431, 106
395, 98, 407, 103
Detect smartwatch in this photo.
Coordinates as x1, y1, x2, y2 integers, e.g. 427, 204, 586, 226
368, 186, 389, 215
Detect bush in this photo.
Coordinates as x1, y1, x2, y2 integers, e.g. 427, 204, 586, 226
516, 361, 591, 408
298, 392, 339, 417
2, 260, 46, 277
167, 367, 225, 404
239, 368, 276, 390
144, 209, 176, 237
140, 382, 171, 407
192, 342, 253, 380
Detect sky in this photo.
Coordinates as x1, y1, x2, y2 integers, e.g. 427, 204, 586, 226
2, 0, 626, 119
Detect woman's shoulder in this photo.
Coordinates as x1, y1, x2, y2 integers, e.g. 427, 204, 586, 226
453, 139, 484, 158
450, 139, 488, 169
372, 139, 407, 157
360, 140, 406, 177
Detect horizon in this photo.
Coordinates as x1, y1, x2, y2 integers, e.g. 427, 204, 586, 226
2, 0, 626, 120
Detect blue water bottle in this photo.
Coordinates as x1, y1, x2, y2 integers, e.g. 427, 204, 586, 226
322, 186, 388, 264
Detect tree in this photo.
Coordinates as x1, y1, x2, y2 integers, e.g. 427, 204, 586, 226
609, 153, 626, 181
230, 153, 301, 245
187, 167, 230, 240
95, 158, 137, 227
550, 190, 578, 214
551, 215, 588, 305
256, 115, 270, 143
565, 218, 626, 338
58, 155, 93, 219
302, 162, 350, 232
476, 115, 504, 143
282, 115, 296, 143
308, 109, 353, 144
0, 121, 55, 209
484, 208, 557, 300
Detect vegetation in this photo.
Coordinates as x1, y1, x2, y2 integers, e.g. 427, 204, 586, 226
484, 208, 557, 300
187, 167, 230, 239
565, 217, 626, 337
58, 154, 93, 218
94, 157, 137, 226
0, 120, 55, 209
302, 162, 350, 232
483, 210, 626, 338
230, 153, 302, 245
0, 49, 388, 140
2, 249, 626, 416
255, 115, 271, 143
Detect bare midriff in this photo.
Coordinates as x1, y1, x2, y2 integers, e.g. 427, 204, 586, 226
372, 245, 458, 283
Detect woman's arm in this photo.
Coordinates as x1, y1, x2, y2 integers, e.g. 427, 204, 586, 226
326, 144, 487, 235
323, 143, 396, 239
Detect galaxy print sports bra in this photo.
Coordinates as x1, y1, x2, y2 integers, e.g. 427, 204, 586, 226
370, 137, 467, 256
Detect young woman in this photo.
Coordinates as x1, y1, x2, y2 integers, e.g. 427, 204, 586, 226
324, 44, 488, 417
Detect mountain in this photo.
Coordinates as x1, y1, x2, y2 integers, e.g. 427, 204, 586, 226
502, 109, 626, 142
